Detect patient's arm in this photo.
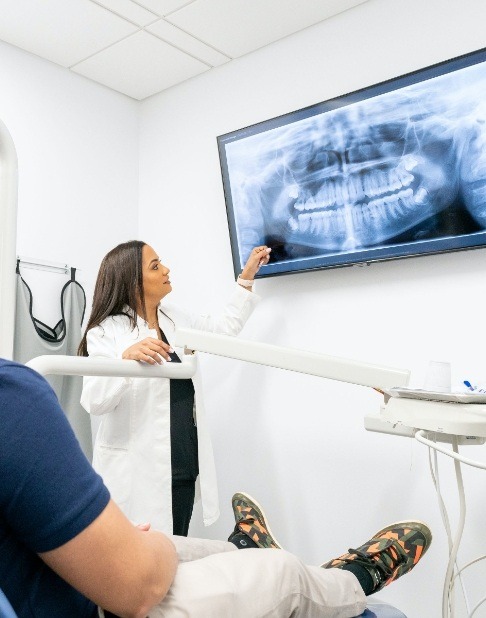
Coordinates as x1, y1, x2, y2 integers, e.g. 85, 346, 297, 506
39, 499, 178, 618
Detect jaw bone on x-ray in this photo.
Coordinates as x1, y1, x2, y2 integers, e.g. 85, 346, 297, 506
225, 60, 486, 267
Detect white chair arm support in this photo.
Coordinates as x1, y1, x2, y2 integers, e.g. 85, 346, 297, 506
26, 354, 197, 379
174, 328, 410, 390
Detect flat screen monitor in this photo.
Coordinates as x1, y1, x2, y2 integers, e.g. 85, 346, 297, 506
217, 47, 486, 278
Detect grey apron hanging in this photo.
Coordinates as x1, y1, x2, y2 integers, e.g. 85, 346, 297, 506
13, 263, 93, 461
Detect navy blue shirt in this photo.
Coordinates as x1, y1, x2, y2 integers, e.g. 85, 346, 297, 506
0, 359, 110, 617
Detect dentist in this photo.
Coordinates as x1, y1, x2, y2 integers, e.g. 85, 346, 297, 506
79, 240, 270, 536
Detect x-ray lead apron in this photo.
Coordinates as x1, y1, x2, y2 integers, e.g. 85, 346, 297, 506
13, 264, 92, 461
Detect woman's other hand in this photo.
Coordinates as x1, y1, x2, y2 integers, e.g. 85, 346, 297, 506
240, 246, 272, 281
122, 338, 172, 364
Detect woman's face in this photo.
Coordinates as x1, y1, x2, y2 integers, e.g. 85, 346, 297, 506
141, 244, 172, 304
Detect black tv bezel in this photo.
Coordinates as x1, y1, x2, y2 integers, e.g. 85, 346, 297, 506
217, 46, 486, 279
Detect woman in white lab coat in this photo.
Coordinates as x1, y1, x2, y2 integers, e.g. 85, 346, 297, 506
79, 240, 270, 535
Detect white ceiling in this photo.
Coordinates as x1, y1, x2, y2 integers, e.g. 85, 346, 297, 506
0, 0, 369, 100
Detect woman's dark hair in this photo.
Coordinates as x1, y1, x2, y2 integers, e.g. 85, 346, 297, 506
77, 240, 147, 356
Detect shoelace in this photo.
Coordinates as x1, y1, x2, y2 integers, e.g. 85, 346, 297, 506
344, 538, 409, 586
237, 512, 263, 531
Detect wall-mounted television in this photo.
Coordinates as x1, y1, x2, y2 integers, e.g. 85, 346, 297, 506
217, 47, 486, 278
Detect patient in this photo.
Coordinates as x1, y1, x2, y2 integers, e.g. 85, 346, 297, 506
0, 358, 431, 618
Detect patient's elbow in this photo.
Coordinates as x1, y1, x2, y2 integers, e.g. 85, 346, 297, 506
127, 540, 177, 617
116, 576, 173, 618
131, 582, 172, 618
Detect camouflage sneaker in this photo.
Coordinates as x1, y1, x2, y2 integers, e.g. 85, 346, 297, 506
228, 492, 282, 549
321, 520, 432, 593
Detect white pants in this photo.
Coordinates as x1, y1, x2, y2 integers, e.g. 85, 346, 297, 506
147, 535, 367, 618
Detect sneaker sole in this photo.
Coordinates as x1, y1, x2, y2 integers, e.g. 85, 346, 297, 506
233, 492, 282, 549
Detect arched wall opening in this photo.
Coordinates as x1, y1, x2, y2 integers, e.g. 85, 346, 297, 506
0, 119, 18, 359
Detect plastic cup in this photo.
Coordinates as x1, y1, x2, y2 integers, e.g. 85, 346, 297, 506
424, 361, 451, 393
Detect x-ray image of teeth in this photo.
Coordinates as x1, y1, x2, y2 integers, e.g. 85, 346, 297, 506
223, 58, 486, 268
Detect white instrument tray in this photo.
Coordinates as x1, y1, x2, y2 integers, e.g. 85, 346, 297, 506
385, 387, 486, 404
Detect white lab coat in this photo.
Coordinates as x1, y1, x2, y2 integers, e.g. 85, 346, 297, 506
80, 285, 260, 533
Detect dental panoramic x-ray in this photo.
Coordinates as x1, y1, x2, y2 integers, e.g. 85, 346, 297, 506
218, 48, 486, 278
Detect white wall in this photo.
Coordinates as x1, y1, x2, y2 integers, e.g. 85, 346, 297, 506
0, 39, 139, 330
139, 0, 486, 616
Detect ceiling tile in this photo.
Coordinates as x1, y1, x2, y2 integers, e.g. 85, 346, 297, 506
91, 0, 159, 26
71, 30, 210, 99
167, 0, 369, 57
146, 19, 230, 66
135, 0, 194, 17
0, 0, 138, 67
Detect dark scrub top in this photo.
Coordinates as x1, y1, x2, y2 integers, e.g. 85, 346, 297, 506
159, 331, 198, 482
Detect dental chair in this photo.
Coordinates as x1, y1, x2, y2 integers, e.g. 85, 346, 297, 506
0, 589, 16, 618
20, 339, 411, 618
362, 600, 406, 617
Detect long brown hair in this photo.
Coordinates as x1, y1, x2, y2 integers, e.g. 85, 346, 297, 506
78, 240, 147, 356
